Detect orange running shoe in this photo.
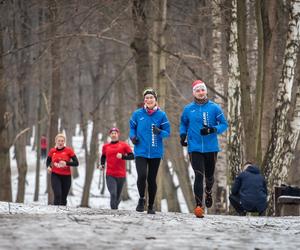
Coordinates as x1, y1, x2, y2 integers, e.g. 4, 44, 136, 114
194, 206, 204, 218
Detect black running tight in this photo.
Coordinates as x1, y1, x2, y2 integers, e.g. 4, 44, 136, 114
51, 172, 71, 205
135, 157, 161, 206
189, 152, 217, 206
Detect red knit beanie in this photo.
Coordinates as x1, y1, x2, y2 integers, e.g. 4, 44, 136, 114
192, 80, 207, 92
109, 127, 120, 134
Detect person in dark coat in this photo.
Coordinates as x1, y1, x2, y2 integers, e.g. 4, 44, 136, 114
229, 162, 268, 216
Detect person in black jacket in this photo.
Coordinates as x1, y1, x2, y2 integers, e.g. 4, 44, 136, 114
229, 162, 268, 216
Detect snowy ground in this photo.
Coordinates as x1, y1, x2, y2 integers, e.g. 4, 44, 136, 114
1, 202, 300, 250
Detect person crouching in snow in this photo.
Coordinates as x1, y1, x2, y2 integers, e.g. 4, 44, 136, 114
179, 80, 228, 218
98, 127, 134, 210
129, 88, 170, 214
46, 133, 79, 205
229, 162, 268, 216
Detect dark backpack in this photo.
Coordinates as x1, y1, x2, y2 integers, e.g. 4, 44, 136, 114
281, 185, 300, 196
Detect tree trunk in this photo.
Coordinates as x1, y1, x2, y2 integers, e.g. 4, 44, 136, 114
263, 0, 300, 215
162, 160, 181, 212
11, 0, 30, 203
227, 0, 243, 184
34, 91, 42, 202
47, 0, 61, 205
253, 0, 264, 164
289, 52, 300, 186
81, 116, 100, 207
0, 25, 12, 202
131, 0, 151, 101
164, 122, 194, 212
15, 135, 28, 203
79, 37, 103, 207
151, 0, 179, 212
210, 0, 228, 214
237, 0, 254, 161
261, 1, 284, 159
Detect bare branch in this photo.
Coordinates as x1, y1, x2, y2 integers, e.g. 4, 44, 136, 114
2, 33, 129, 57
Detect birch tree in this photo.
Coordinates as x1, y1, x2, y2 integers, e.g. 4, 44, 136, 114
210, 0, 227, 214
263, 0, 300, 215
227, 0, 243, 183
261, 0, 281, 160
151, 0, 180, 212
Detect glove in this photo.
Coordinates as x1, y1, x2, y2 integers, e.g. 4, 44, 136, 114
152, 125, 161, 135
96, 163, 104, 169
200, 125, 216, 135
180, 134, 188, 147
131, 137, 139, 145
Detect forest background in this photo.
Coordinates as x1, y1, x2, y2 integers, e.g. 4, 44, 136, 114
1, 0, 300, 216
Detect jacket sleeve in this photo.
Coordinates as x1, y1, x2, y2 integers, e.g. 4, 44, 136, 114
129, 111, 137, 139
231, 174, 242, 195
46, 156, 52, 168
66, 155, 79, 167
159, 112, 171, 138
214, 105, 228, 134
100, 145, 107, 165
179, 107, 189, 136
263, 177, 268, 195
46, 148, 54, 167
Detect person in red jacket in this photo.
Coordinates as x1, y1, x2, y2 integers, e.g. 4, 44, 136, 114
46, 133, 79, 205
40, 135, 47, 159
98, 127, 134, 210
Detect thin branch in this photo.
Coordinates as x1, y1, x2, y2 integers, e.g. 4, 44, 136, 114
149, 38, 227, 102
12, 115, 48, 145
165, 71, 189, 102
2, 33, 129, 57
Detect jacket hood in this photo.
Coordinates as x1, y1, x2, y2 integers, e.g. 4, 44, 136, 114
245, 165, 260, 174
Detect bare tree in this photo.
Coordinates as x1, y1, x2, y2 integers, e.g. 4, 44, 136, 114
261, 1, 286, 159
131, 0, 151, 99
210, 0, 227, 214
0, 18, 12, 202
13, 0, 31, 203
263, 0, 300, 215
227, 0, 243, 183
47, 0, 61, 205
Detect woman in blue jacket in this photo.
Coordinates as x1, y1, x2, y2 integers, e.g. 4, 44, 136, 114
129, 88, 170, 214
180, 80, 228, 218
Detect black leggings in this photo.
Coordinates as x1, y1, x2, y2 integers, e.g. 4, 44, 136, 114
190, 152, 217, 206
135, 157, 161, 206
106, 175, 126, 209
51, 172, 71, 205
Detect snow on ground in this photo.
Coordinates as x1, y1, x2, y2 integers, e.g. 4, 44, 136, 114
1, 202, 300, 250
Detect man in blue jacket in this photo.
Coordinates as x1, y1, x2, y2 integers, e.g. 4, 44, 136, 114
229, 162, 267, 216
129, 88, 170, 214
180, 80, 228, 218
